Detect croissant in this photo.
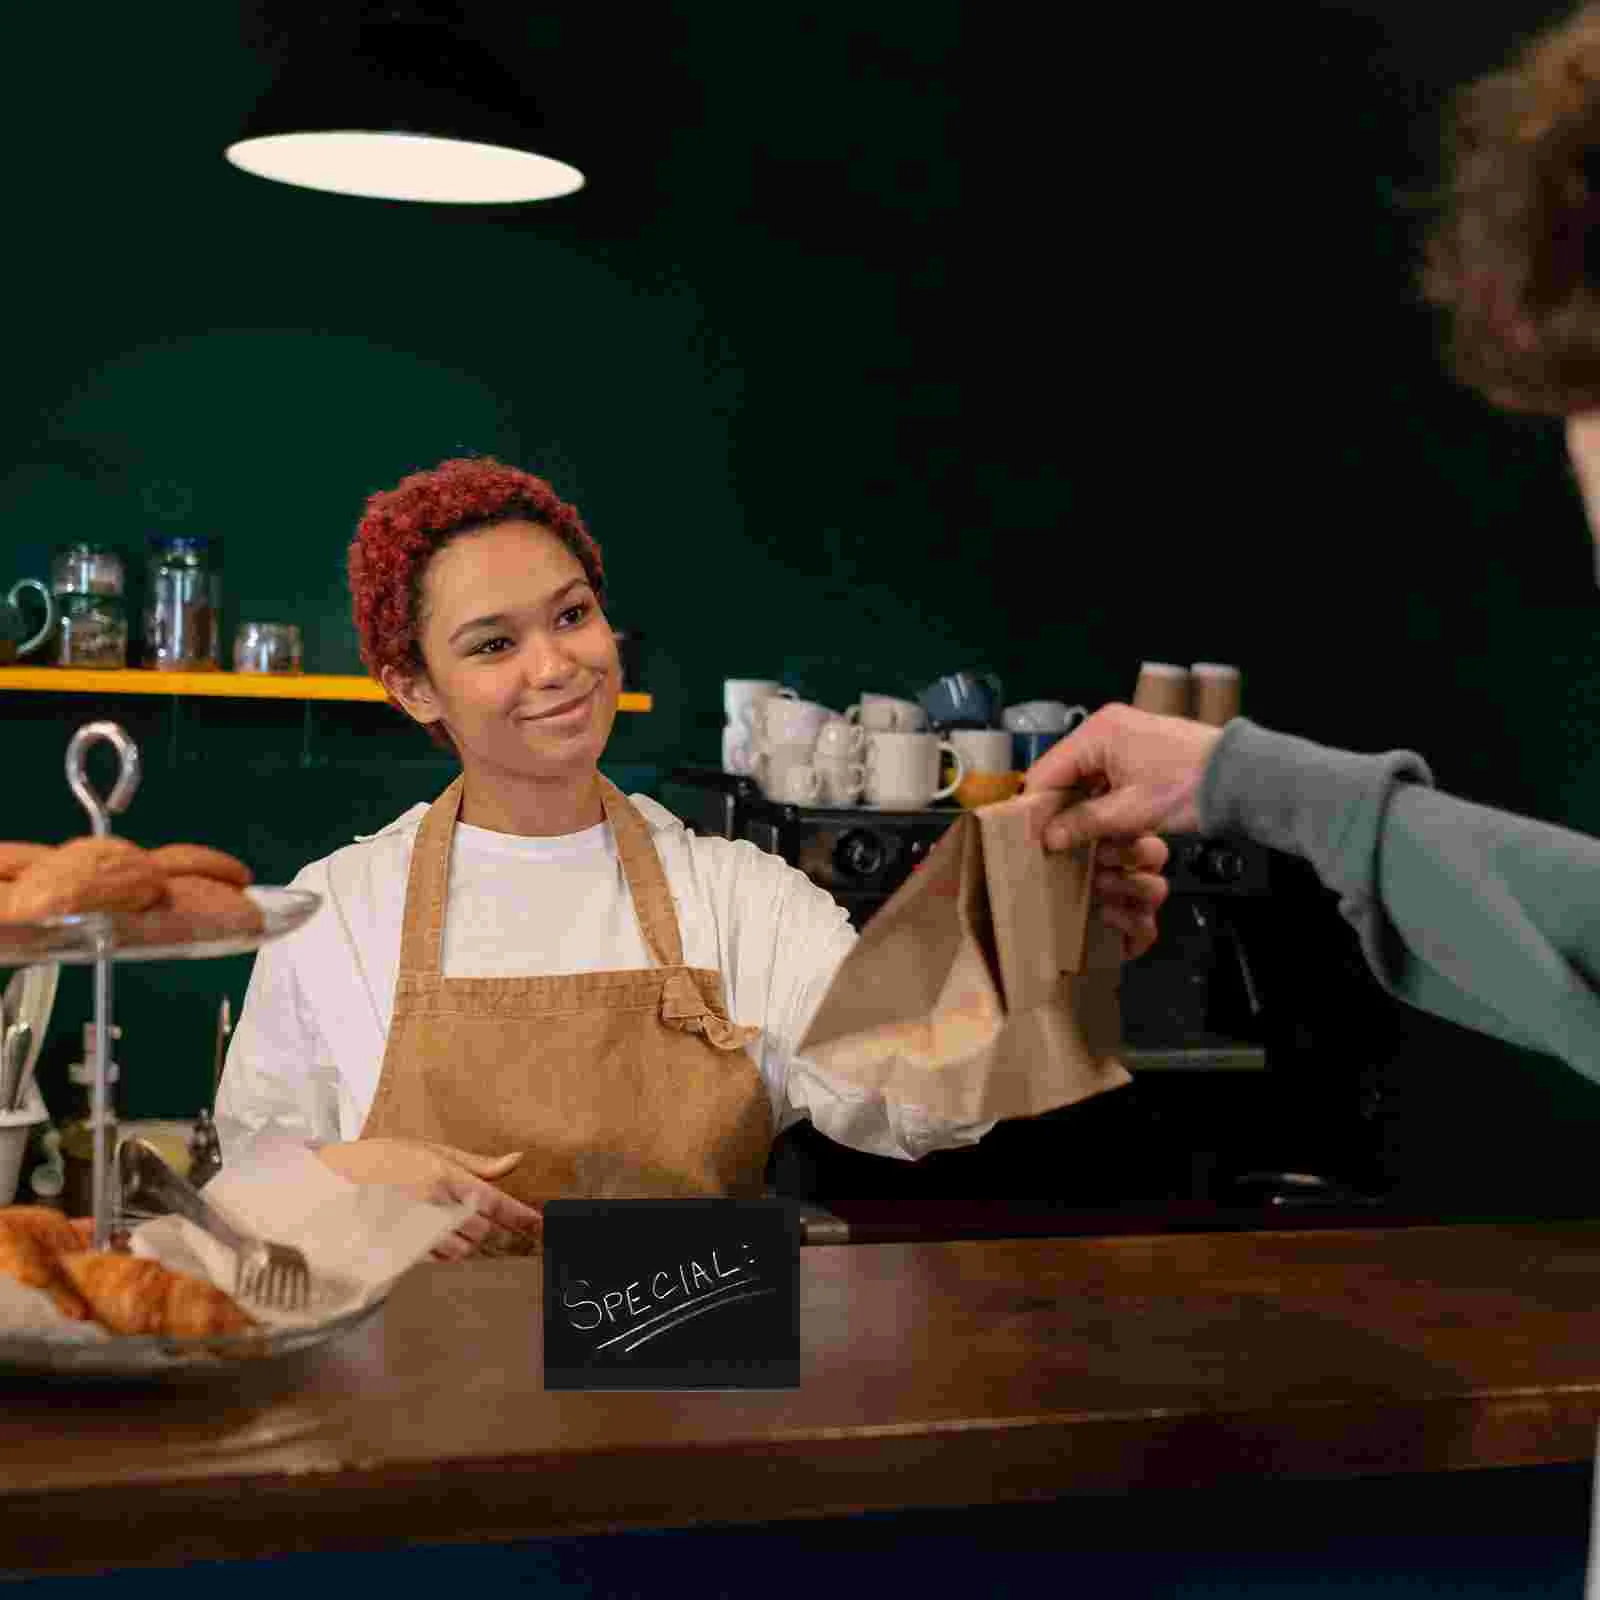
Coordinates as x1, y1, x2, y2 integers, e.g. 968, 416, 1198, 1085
59, 1252, 258, 1338
0, 1208, 94, 1320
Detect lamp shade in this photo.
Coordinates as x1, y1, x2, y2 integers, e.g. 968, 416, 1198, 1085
226, 14, 585, 204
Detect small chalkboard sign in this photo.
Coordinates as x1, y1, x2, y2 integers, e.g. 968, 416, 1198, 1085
543, 1199, 801, 1391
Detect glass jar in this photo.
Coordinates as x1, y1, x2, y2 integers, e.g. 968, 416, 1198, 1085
50, 543, 127, 669
144, 536, 220, 671
51, 542, 123, 598
56, 592, 128, 668
233, 621, 303, 675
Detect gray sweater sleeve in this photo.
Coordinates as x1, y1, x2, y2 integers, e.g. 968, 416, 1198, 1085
1197, 717, 1600, 1078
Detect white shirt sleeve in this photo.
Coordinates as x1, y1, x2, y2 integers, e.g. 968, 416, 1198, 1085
694, 833, 998, 1163
214, 907, 345, 1160
215, 800, 1001, 1168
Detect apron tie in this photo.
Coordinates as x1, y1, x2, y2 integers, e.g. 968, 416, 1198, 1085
659, 969, 760, 1052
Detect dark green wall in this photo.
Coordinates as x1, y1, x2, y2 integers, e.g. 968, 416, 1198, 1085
0, 1, 991, 1115
5, 2, 1600, 1203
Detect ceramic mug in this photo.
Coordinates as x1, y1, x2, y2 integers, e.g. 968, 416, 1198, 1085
919, 670, 1003, 729
755, 695, 832, 749
722, 723, 755, 777
1001, 700, 1087, 735
762, 760, 821, 806
726, 679, 796, 735
753, 743, 819, 802
956, 770, 1024, 810
864, 731, 964, 810
0, 579, 57, 666
844, 693, 926, 733
948, 728, 1014, 774
815, 718, 867, 760
813, 758, 865, 807
1013, 729, 1066, 771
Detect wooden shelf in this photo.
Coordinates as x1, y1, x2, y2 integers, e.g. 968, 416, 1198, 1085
0, 667, 652, 711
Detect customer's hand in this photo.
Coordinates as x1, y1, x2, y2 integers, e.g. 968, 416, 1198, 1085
1090, 834, 1170, 962
316, 1137, 543, 1260
1025, 704, 1224, 852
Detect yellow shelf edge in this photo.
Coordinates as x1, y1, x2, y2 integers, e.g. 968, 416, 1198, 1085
0, 668, 651, 712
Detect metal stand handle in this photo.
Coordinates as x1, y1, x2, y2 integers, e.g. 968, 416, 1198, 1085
64, 724, 140, 1250
65, 723, 140, 837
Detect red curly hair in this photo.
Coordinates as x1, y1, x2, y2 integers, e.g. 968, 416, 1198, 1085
348, 456, 605, 748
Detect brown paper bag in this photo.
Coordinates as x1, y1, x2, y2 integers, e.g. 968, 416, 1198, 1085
798, 788, 1130, 1126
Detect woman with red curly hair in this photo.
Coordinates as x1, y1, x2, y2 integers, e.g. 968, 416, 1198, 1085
218, 454, 1166, 1257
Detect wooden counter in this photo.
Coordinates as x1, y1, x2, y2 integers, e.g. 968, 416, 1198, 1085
7, 1221, 1600, 1578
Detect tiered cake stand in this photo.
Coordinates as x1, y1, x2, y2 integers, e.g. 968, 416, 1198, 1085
0, 721, 351, 1376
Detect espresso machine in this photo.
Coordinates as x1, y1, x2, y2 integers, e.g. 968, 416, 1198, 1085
661, 768, 958, 929
658, 769, 1393, 1218
1118, 833, 1272, 1067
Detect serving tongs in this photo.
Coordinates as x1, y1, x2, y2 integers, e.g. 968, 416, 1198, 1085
117, 1137, 311, 1312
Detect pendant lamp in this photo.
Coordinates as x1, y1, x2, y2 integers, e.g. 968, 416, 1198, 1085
226, 7, 585, 205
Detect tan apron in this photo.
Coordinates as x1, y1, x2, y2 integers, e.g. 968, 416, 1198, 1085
360, 776, 774, 1204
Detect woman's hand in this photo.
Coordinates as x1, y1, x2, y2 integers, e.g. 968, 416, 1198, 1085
316, 1137, 543, 1260
424, 1172, 544, 1261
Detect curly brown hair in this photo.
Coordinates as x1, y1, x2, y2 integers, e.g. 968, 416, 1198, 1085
348, 456, 605, 750
1422, 2, 1600, 414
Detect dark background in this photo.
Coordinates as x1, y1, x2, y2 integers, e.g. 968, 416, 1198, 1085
1, 2, 1598, 1217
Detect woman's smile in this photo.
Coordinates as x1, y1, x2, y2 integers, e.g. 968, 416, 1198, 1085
517, 681, 598, 731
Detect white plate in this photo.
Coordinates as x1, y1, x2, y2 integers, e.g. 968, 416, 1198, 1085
0, 1293, 385, 1383
0, 888, 321, 967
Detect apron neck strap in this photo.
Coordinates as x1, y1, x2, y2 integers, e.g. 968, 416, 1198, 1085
395, 773, 688, 977
598, 776, 686, 969
397, 776, 466, 978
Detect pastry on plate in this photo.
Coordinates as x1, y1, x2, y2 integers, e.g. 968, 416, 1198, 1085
0, 836, 263, 944
0, 843, 54, 882
0, 1207, 94, 1321
146, 844, 253, 888
120, 873, 265, 945
59, 1252, 258, 1338
3, 837, 165, 922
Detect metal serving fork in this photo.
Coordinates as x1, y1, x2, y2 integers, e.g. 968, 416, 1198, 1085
117, 1138, 312, 1313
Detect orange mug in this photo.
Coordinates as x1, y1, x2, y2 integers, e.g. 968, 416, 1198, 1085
956, 770, 1023, 810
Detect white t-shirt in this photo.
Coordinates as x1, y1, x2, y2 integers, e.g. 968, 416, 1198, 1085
216, 794, 997, 1166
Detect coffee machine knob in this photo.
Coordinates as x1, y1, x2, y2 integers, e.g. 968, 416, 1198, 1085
1196, 843, 1246, 885
835, 829, 888, 882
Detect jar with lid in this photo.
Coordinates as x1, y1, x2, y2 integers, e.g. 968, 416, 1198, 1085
50, 542, 128, 669
144, 536, 220, 671
52, 543, 123, 599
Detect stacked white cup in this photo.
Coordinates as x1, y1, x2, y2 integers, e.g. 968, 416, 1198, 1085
749, 693, 833, 805
723, 680, 794, 777
728, 684, 971, 809
812, 717, 867, 807
843, 693, 926, 733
